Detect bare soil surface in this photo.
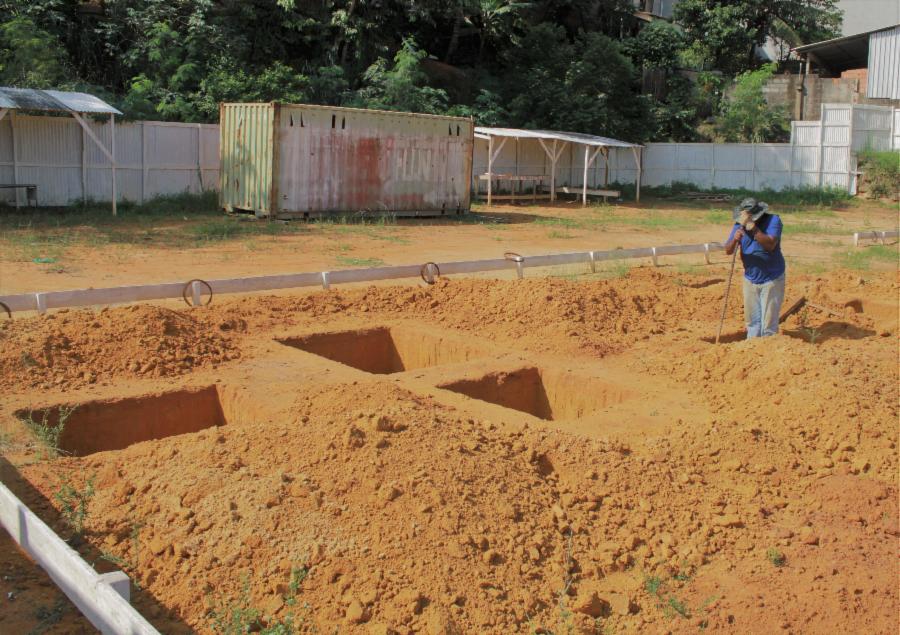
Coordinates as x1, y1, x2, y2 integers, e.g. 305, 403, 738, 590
1, 199, 896, 297
1, 259, 897, 634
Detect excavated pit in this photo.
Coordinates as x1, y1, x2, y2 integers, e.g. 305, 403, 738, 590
438, 367, 633, 421
278, 327, 488, 374
18, 386, 227, 456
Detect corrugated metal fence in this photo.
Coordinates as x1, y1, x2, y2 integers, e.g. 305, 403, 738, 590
0, 113, 218, 206
867, 25, 900, 100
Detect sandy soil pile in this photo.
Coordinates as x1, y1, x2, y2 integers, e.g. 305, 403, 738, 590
5, 268, 898, 634
0, 304, 240, 390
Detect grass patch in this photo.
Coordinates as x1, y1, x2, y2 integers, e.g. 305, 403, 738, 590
54, 472, 95, 537
835, 244, 897, 270
547, 229, 576, 239
334, 255, 386, 268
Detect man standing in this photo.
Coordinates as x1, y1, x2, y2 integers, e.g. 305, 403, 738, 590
724, 198, 786, 338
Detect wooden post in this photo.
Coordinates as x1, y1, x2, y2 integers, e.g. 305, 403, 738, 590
110, 114, 117, 216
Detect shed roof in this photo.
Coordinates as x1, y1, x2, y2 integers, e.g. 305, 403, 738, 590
0, 87, 121, 115
791, 24, 899, 73
475, 126, 640, 148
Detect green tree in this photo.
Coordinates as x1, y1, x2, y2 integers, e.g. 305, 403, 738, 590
0, 16, 66, 87
674, 0, 842, 74
626, 21, 685, 71
354, 38, 449, 114
501, 24, 650, 141
715, 63, 789, 142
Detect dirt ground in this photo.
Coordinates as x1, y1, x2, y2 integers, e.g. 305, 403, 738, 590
0, 198, 897, 634
0, 198, 897, 296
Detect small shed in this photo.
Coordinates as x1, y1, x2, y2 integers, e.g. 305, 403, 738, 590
0, 87, 122, 213
219, 103, 474, 218
473, 127, 643, 205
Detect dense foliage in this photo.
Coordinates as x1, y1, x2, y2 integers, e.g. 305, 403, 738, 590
0, 0, 841, 142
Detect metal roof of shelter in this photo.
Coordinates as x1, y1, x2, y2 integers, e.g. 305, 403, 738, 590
475, 126, 640, 148
0, 87, 121, 114
791, 24, 899, 73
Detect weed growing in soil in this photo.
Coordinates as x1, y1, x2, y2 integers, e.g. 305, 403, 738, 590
208, 567, 311, 635
797, 309, 822, 344
766, 547, 786, 567
29, 597, 69, 635
0, 431, 12, 454
21, 406, 75, 459
54, 473, 95, 537
101, 519, 145, 585
664, 596, 690, 619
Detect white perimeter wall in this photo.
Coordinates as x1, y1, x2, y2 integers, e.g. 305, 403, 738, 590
2, 103, 896, 205
0, 114, 219, 206
472, 103, 898, 195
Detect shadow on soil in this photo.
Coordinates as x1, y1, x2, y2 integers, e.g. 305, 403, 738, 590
703, 321, 877, 345
0, 455, 195, 634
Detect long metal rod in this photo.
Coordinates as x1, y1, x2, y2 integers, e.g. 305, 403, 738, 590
716, 247, 739, 344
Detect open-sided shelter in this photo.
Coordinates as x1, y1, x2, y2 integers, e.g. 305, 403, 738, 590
0, 87, 122, 214
474, 127, 643, 205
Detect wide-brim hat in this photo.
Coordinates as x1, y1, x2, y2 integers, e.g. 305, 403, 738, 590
732, 197, 768, 222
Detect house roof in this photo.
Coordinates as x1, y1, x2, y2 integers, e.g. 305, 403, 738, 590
792, 24, 899, 73
0, 88, 122, 115
475, 127, 640, 148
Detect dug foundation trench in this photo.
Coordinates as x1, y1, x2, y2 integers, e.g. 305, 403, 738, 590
4, 320, 708, 631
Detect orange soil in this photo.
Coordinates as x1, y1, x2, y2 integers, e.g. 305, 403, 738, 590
1, 267, 897, 634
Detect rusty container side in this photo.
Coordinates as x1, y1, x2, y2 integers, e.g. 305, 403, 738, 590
274, 104, 473, 217
219, 103, 275, 216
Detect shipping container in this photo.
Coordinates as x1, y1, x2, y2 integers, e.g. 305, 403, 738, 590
219, 103, 474, 218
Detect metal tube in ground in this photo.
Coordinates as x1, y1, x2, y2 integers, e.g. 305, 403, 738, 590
716, 248, 739, 344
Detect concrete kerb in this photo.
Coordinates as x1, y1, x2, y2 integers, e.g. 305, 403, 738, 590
0, 482, 159, 635
853, 230, 899, 247
0, 242, 726, 315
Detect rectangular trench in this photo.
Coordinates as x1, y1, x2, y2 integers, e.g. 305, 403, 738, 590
278, 326, 489, 374
17, 386, 227, 457
438, 366, 634, 421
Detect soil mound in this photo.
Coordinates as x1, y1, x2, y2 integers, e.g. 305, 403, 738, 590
0, 305, 239, 390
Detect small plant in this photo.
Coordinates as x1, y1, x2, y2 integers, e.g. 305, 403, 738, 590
208, 567, 313, 634
21, 406, 75, 459
101, 519, 145, 585
19, 351, 39, 368
0, 431, 12, 454
766, 547, 786, 567
644, 575, 663, 597
664, 595, 690, 619
54, 472, 95, 537
797, 308, 822, 344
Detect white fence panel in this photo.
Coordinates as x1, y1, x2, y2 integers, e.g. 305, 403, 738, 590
0, 115, 219, 206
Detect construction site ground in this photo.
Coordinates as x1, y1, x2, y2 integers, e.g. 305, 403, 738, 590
0, 197, 897, 634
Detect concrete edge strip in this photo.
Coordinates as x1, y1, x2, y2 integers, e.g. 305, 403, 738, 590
0, 482, 160, 635
852, 230, 899, 247
1, 242, 725, 315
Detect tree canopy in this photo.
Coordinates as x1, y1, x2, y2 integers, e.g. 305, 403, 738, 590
0, 0, 842, 142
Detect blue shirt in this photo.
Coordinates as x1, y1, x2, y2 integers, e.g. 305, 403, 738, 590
727, 213, 786, 284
